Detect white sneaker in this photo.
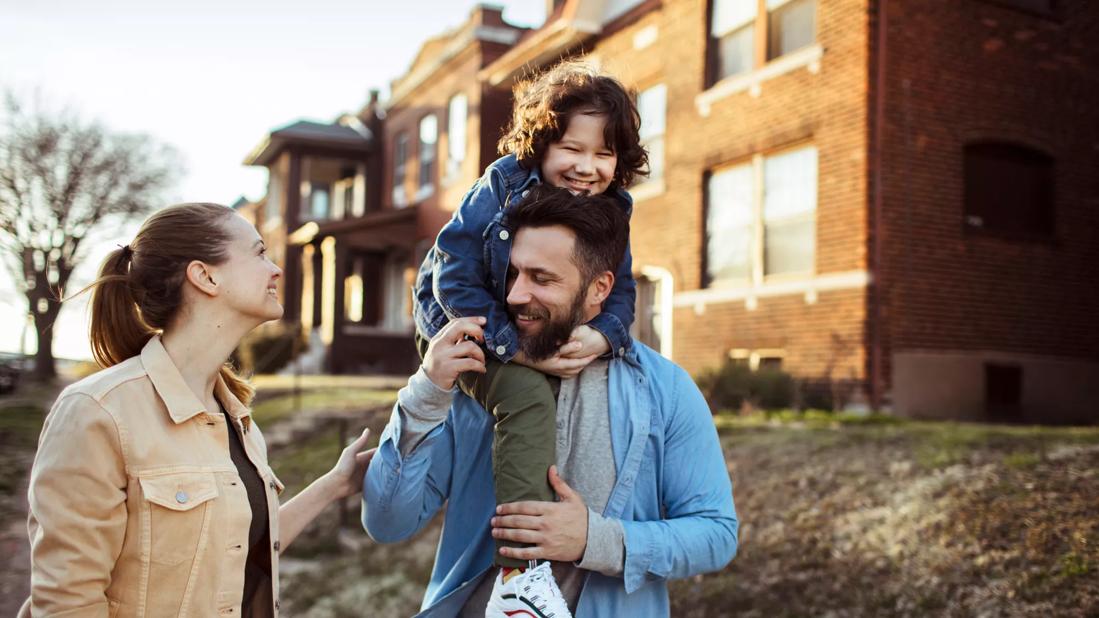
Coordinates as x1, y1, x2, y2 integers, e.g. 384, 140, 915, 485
484, 562, 573, 618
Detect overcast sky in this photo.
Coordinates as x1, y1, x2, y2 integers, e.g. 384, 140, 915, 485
0, 0, 545, 359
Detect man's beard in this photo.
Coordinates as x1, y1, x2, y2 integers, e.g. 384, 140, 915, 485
510, 289, 587, 362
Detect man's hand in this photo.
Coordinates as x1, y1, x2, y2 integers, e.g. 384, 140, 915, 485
423, 317, 487, 390
492, 466, 588, 562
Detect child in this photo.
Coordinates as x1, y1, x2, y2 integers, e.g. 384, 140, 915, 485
411, 60, 647, 616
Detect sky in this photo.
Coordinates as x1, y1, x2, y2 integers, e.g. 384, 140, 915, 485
0, 0, 545, 360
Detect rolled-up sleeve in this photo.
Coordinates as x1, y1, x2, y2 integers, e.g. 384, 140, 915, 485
26, 393, 128, 617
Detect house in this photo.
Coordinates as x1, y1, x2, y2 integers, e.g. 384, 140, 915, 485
245, 4, 527, 375
247, 0, 1099, 423
473, 0, 1098, 422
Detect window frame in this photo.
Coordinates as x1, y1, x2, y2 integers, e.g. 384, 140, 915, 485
706, 0, 818, 87
392, 132, 409, 208
418, 114, 438, 198
703, 143, 818, 289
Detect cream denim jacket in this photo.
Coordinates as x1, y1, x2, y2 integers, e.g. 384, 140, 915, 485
20, 336, 284, 617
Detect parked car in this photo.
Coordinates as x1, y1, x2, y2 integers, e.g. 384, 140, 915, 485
0, 352, 28, 395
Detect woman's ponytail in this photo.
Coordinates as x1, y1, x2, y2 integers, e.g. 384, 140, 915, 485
88, 246, 155, 368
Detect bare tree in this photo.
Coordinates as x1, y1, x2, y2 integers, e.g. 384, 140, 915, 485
0, 91, 180, 380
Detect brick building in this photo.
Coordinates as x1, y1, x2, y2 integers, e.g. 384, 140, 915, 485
245, 5, 526, 375
248, 0, 1098, 422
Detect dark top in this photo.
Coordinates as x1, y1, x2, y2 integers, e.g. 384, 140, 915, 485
221, 404, 273, 617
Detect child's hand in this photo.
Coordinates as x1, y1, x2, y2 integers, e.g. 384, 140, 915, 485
561, 325, 610, 359
514, 348, 598, 379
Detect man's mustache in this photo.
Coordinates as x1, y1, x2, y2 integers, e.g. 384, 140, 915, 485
507, 302, 550, 320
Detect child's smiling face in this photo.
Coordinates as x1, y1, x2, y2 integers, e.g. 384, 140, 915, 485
540, 112, 617, 196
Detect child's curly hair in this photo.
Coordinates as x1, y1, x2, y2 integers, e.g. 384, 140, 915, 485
497, 60, 649, 188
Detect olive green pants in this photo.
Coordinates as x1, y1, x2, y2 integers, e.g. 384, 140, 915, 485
415, 331, 557, 568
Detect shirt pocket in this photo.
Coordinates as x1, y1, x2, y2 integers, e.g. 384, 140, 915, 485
138, 472, 219, 566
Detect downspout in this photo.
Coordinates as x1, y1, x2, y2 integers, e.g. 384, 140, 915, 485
869, 0, 888, 411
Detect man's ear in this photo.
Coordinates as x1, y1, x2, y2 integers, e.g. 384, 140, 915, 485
586, 271, 615, 306
184, 260, 220, 298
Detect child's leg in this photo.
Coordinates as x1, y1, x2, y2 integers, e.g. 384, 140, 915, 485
457, 360, 557, 569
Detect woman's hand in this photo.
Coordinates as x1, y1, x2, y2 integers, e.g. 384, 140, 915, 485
323, 427, 376, 500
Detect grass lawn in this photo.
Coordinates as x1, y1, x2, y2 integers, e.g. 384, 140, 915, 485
277, 412, 1099, 617
250, 388, 398, 427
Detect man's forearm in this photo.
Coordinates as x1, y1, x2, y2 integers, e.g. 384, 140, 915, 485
396, 367, 454, 455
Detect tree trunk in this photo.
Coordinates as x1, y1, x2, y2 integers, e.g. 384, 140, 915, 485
30, 299, 60, 381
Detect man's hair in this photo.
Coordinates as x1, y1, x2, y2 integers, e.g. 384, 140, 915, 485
497, 60, 648, 188
504, 185, 629, 285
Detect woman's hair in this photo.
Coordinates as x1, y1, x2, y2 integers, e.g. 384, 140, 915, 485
497, 60, 648, 188
86, 202, 255, 404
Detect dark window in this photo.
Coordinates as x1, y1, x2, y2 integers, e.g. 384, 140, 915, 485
985, 363, 1023, 422
392, 133, 408, 207
963, 142, 1054, 239
344, 252, 384, 326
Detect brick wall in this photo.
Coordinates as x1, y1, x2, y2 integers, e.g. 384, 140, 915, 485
877, 0, 1099, 390
582, 0, 873, 388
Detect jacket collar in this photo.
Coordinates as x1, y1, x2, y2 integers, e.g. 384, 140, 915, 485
140, 335, 252, 426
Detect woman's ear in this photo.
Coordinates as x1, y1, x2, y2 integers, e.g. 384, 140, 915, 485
184, 260, 219, 297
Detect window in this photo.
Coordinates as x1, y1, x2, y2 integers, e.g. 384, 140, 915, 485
392, 132, 408, 207
344, 252, 383, 325
964, 142, 1054, 239
418, 114, 438, 197
447, 94, 467, 178
709, 0, 817, 84
706, 163, 754, 283
637, 84, 667, 181
763, 146, 816, 275
705, 144, 817, 287
265, 171, 283, 224
309, 183, 330, 220
710, 0, 756, 81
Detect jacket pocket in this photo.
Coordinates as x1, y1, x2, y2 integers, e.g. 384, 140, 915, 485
139, 472, 219, 566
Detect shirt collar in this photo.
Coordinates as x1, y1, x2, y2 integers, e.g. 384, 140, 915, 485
141, 335, 251, 426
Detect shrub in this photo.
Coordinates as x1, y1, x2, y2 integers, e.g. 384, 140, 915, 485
695, 361, 795, 413
235, 323, 306, 374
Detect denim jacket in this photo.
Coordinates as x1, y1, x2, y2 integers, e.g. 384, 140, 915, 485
362, 342, 739, 617
413, 154, 636, 362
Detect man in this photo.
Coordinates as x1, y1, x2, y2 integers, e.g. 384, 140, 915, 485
363, 186, 738, 617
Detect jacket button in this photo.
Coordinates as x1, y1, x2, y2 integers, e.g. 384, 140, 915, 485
275, 599, 280, 610
495, 345, 506, 356
273, 540, 281, 552
521, 189, 530, 198
498, 229, 509, 240
175, 491, 189, 504
269, 480, 277, 490
618, 347, 626, 357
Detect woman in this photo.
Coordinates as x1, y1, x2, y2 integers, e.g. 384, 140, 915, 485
20, 203, 373, 617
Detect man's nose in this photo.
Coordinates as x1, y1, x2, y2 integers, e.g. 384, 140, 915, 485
506, 276, 531, 305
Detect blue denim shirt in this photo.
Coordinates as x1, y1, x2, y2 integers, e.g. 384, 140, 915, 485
413, 154, 637, 362
362, 342, 739, 617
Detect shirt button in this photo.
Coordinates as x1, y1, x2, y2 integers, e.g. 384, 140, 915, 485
175, 491, 189, 504
495, 345, 507, 356
618, 347, 626, 357
498, 229, 509, 241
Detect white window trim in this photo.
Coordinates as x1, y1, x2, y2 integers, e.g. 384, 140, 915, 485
676, 269, 870, 309
697, 43, 822, 116
639, 265, 674, 359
